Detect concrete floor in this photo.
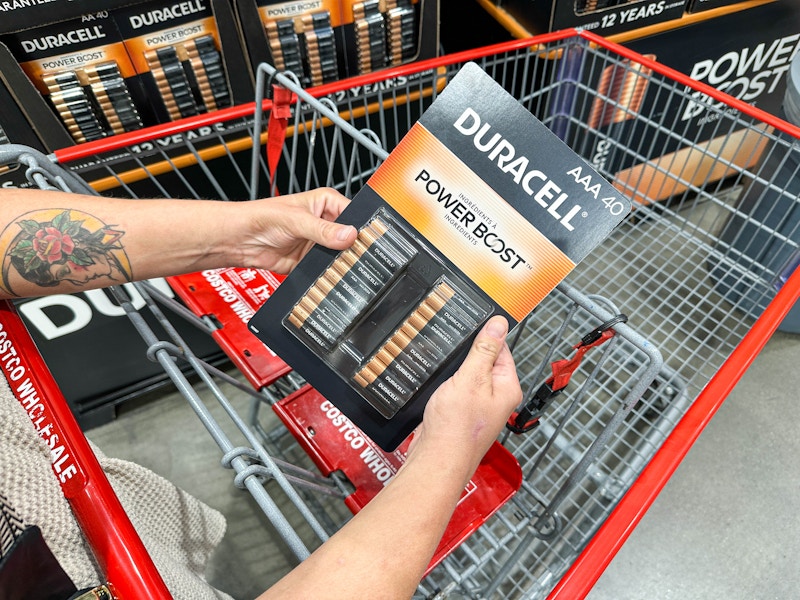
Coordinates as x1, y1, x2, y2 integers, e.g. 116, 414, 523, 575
85, 326, 800, 599
588, 329, 800, 600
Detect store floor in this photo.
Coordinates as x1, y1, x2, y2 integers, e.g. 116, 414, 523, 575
86, 329, 800, 599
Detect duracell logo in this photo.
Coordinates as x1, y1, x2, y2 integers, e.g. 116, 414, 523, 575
453, 107, 583, 232
20, 26, 105, 52
129, 0, 206, 29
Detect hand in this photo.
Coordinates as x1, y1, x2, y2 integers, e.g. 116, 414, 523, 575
257, 316, 521, 600
233, 187, 357, 274
407, 315, 522, 482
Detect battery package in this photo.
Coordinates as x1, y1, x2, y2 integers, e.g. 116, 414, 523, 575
2, 13, 147, 143
248, 62, 631, 450
340, 0, 421, 77
113, 1, 235, 123
234, 0, 347, 88
235, 0, 438, 90
0, 1, 252, 148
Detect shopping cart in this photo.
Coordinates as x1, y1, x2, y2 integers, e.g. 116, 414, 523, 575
4, 27, 800, 599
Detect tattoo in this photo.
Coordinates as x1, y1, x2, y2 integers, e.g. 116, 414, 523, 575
0, 208, 132, 296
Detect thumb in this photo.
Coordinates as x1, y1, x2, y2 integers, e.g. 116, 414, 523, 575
293, 212, 357, 251
458, 315, 509, 376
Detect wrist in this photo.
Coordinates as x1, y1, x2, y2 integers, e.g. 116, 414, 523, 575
403, 432, 479, 492
179, 200, 248, 270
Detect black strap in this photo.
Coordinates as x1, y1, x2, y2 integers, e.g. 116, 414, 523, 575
0, 493, 78, 600
0, 492, 25, 557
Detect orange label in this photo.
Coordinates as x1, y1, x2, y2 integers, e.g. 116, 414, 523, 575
20, 43, 137, 95
123, 17, 218, 73
259, 0, 343, 26
368, 123, 576, 322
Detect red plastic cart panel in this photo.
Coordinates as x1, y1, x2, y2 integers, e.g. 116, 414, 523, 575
273, 385, 523, 573
0, 301, 172, 599
167, 268, 290, 389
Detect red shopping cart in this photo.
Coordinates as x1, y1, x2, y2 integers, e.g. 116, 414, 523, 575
5, 28, 800, 599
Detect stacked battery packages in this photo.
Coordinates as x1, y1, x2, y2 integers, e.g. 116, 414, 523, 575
360, 0, 417, 69
258, 0, 419, 87
0, 0, 429, 148
266, 11, 340, 87
1, 3, 234, 144
42, 65, 142, 143
143, 35, 230, 121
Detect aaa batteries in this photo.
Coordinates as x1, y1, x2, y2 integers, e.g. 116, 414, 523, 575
355, 282, 481, 392
355, 283, 453, 386
288, 216, 411, 341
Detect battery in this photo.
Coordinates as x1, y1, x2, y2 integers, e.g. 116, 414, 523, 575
43, 70, 106, 143
85, 62, 143, 134
266, 19, 305, 78
185, 35, 231, 112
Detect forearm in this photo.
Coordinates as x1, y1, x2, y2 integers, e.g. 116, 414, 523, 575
257, 318, 519, 600
0, 188, 241, 299
258, 439, 474, 600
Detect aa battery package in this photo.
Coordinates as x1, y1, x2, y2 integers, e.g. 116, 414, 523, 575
235, 0, 438, 88
249, 62, 631, 450
114, 0, 235, 124
0, 1, 251, 148
2, 13, 147, 144
340, 0, 421, 77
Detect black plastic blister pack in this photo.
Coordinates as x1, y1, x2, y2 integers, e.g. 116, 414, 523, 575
282, 209, 491, 419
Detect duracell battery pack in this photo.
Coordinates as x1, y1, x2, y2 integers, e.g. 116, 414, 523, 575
248, 62, 631, 450
248, 0, 346, 88
113, 1, 235, 123
1, 13, 148, 144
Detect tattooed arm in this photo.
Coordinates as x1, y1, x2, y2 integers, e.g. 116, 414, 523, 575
1, 186, 523, 599
0, 187, 357, 299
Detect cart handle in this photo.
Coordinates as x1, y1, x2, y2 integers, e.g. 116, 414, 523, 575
52, 27, 800, 168
0, 300, 171, 600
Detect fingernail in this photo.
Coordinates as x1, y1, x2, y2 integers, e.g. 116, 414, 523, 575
336, 225, 354, 242
485, 317, 506, 339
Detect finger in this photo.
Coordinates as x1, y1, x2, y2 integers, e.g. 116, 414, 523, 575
310, 187, 351, 220
492, 343, 523, 411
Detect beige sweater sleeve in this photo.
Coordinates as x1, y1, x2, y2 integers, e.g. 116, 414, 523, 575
0, 373, 231, 600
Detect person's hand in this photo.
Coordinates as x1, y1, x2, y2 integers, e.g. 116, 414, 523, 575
232, 187, 357, 274
256, 316, 521, 600
407, 315, 521, 483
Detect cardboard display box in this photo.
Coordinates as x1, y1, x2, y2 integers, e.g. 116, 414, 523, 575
550, 1, 796, 206
0, 0, 252, 150
626, 0, 798, 119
